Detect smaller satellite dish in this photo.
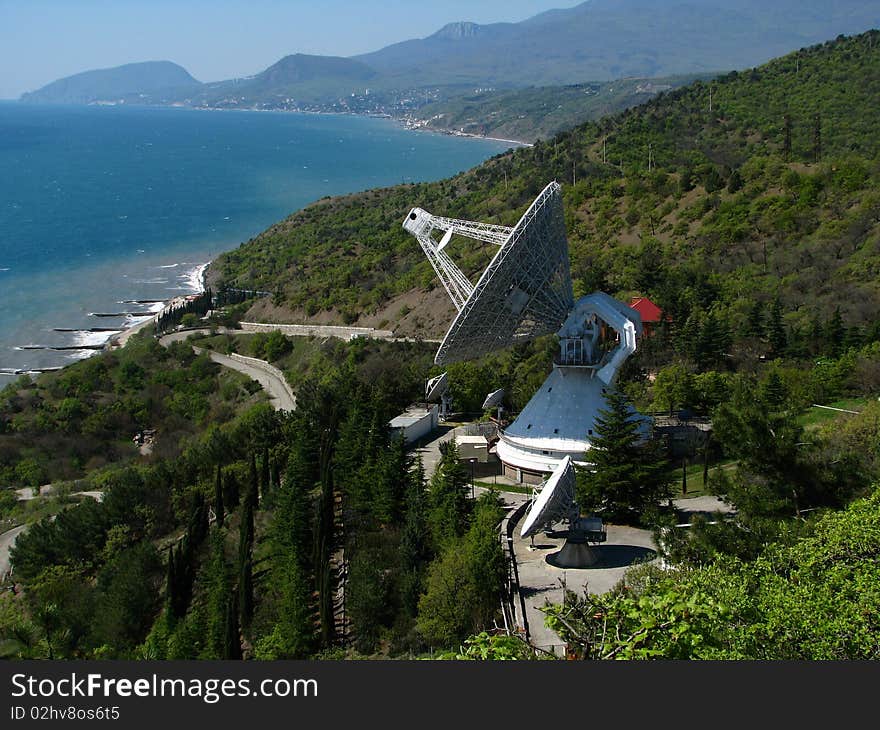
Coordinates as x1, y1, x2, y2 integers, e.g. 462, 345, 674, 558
520, 456, 576, 538
425, 372, 449, 402
482, 388, 504, 410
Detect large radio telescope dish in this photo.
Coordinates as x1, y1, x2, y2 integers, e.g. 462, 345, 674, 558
520, 455, 576, 538
404, 182, 574, 365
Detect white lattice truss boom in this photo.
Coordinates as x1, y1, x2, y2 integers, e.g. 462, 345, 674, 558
403, 210, 513, 311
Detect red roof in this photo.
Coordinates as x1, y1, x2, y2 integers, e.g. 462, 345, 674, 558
629, 297, 664, 323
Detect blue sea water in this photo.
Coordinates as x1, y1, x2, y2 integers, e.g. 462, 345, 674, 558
0, 103, 511, 376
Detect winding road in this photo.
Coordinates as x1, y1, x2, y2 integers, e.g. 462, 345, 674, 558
0, 524, 27, 580
196, 348, 296, 412
159, 328, 295, 412
1, 328, 300, 581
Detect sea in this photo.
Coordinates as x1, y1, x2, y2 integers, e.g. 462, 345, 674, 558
0, 102, 512, 378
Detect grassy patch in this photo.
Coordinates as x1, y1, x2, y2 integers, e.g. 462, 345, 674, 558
799, 397, 871, 430
668, 458, 737, 499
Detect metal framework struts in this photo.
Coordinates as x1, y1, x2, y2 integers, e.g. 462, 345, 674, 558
403, 208, 513, 312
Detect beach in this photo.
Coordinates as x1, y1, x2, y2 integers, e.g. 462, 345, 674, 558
0, 261, 210, 381
107, 261, 210, 351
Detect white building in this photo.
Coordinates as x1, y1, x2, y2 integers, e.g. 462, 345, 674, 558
389, 405, 439, 445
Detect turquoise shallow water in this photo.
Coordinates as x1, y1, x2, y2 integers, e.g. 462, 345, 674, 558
0, 103, 511, 375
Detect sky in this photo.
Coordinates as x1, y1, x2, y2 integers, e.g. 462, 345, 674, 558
0, 0, 583, 99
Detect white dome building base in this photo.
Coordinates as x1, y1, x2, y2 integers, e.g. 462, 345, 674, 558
496, 292, 649, 484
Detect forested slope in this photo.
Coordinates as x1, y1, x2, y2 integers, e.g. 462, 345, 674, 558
211, 31, 880, 351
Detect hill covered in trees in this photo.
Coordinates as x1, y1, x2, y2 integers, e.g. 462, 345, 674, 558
407, 74, 710, 143
211, 31, 880, 350
20, 61, 200, 105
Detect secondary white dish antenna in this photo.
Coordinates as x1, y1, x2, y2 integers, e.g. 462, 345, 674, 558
404, 181, 574, 365
520, 456, 577, 539
482, 388, 504, 410
425, 371, 449, 402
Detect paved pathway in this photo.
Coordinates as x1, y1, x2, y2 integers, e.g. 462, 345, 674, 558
409, 424, 465, 477
673, 495, 735, 516
15, 485, 55, 501
197, 349, 296, 412
511, 516, 657, 655
0, 524, 27, 581
157, 329, 295, 413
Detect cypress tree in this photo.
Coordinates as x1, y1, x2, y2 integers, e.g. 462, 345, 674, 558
248, 452, 259, 510
825, 308, 845, 357
428, 440, 471, 546
843, 325, 863, 352
215, 465, 225, 528
782, 114, 792, 161
760, 371, 787, 408
170, 537, 194, 619
239, 500, 254, 566
768, 299, 787, 356
238, 492, 255, 630
224, 592, 242, 660
223, 469, 240, 511
746, 299, 764, 338
204, 529, 230, 657
400, 455, 430, 616
239, 552, 254, 630
165, 545, 176, 616
260, 447, 271, 501
187, 492, 209, 548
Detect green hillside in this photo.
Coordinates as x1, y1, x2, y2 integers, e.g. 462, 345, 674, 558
411, 74, 711, 143
190, 54, 378, 108
5, 32, 880, 662
211, 31, 880, 348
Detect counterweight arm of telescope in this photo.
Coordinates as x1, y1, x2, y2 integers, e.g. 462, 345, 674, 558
404, 208, 498, 312
426, 215, 514, 248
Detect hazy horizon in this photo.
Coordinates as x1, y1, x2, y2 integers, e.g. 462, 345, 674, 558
0, 0, 582, 99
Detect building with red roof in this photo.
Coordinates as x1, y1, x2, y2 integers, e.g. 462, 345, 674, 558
629, 296, 667, 337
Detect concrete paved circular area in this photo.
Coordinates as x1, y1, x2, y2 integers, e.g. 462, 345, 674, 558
511, 515, 657, 655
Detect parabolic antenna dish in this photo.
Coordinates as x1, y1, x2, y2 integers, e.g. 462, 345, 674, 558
425, 372, 449, 402
482, 388, 505, 410
407, 181, 574, 366
520, 455, 576, 538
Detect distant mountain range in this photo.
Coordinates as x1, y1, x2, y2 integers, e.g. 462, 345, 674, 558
21, 0, 880, 108
355, 0, 880, 86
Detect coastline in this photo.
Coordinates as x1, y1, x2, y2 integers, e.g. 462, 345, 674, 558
193, 104, 533, 147
107, 261, 210, 351
64, 99, 534, 149
398, 118, 532, 147
1, 261, 209, 381
1, 105, 508, 379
